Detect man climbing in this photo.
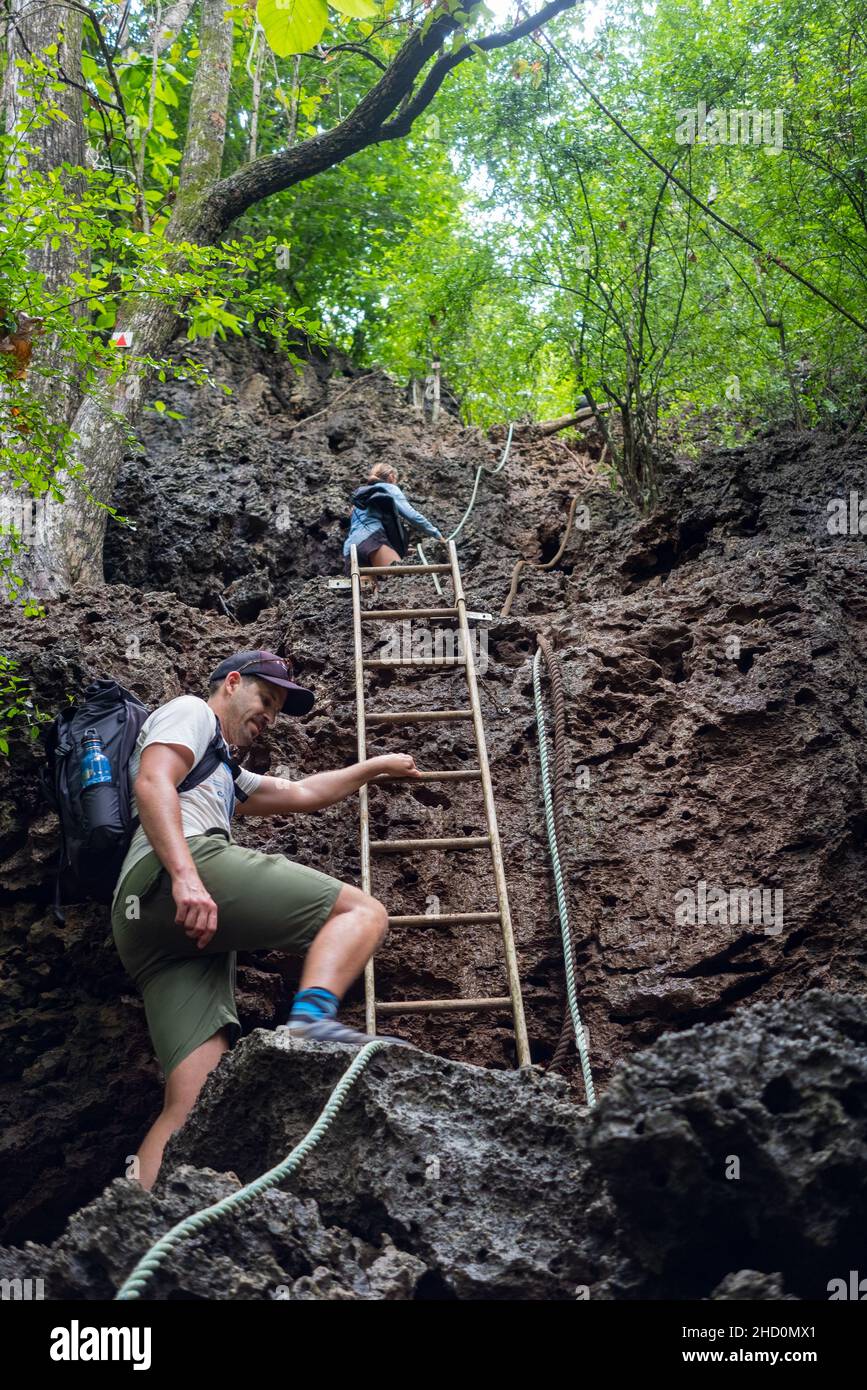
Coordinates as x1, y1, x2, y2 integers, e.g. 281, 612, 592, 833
110, 649, 414, 1191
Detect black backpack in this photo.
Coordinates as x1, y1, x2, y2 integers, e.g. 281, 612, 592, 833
40, 680, 249, 922
351, 483, 409, 558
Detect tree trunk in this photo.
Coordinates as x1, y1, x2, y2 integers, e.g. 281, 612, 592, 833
531, 406, 609, 436
1, 0, 89, 599
20, 0, 234, 595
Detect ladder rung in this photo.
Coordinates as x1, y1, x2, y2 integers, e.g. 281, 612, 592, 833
377, 997, 513, 1015
361, 608, 459, 621
357, 563, 451, 575
363, 658, 465, 668
388, 912, 501, 927
370, 835, 491, 853
366, 709, 472, 724
371, 769, 482, 783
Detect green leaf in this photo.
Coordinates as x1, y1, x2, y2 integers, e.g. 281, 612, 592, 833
257, 0, 328, 57
329, 0, 379, 16
122, 66, 147, 92
154, 75, 179, 107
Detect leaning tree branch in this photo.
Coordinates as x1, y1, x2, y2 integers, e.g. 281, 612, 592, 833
207, 0, 576, 227
321, 42, 388, 72
377, 0, 575, 141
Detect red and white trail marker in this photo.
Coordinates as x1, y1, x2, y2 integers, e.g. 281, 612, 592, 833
111, 330, 132, 348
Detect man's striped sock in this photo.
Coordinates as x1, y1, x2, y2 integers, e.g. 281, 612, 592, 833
289, 987, 340, 1024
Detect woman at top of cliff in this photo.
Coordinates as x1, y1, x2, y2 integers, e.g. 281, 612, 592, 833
342, 461, 443, 589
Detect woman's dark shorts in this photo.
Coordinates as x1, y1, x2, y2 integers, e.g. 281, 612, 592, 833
343, 528, 390, 575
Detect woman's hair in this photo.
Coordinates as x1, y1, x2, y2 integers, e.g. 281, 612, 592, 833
367, 461, 398, 484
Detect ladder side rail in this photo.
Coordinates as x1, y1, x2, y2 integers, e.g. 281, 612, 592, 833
448, 540, 532, 1067
350, 543, 378, 1035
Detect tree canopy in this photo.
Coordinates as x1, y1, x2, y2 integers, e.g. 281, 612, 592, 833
1, 0, 865, 616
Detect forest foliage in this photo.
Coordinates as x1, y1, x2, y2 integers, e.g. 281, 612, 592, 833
3, 1, 866, 498
1, 0, 865, 747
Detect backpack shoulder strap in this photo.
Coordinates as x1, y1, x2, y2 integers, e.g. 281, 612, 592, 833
176, 708, 250, 802
129, 706, 250, 833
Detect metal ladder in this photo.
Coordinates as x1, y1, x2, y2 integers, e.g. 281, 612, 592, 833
349, 538, 531, 1068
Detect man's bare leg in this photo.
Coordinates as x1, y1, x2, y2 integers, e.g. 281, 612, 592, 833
135, 1029, 229, 1192
368, 543, 400, 568
285, 882, 410, 1043
137, 889, 390, 1189
298, 882, 387, 997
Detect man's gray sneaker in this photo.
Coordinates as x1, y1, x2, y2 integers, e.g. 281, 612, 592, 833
279, 1017, 412, 1047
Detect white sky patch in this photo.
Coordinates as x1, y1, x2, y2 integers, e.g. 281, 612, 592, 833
484, 0, 609, 39
457, 0, 612, 220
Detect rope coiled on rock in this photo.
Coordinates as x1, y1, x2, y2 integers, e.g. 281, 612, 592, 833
501, 494, 581, 618
114, 1039, 388, 1300
532, 641, 596, 1107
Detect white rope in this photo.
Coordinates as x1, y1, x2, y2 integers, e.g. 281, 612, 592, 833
418, 422, 515, 593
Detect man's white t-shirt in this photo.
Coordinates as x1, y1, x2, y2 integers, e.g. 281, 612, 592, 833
111, 695, 263, 909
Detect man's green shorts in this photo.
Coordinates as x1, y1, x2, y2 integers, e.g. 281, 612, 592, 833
111, 831, 343, 1079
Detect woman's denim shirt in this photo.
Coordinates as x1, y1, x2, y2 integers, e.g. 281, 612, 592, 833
343, 482, 441, 556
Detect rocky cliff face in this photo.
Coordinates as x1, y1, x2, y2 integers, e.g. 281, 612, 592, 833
1, 334, 865, 1293
2, 992, 864, 1299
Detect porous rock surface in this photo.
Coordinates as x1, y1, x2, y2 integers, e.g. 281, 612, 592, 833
1, 333, 865, 1295
1, 991, 862, 1299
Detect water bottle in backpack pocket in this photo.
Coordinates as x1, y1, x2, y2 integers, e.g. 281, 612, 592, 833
41, 680, 151, 917
79, 728, 123, 850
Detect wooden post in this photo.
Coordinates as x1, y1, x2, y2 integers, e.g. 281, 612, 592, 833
430, 357, 441, 425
